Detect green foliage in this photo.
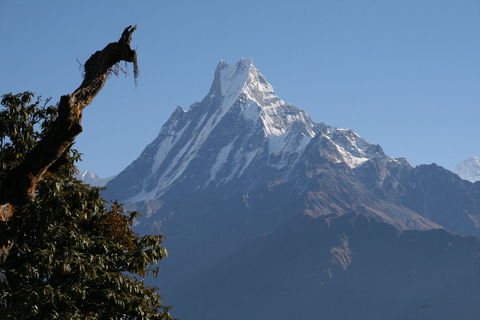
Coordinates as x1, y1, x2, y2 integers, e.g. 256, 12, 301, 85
0, 93, 174, 319
0, 92, 57, 174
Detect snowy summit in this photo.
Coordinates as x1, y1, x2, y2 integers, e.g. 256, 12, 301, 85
453, 156, 480, 183
107, 59, 398, 204
77, 170, 115, 187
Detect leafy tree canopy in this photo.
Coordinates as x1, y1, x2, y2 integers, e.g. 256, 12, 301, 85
0, 92, 173, 319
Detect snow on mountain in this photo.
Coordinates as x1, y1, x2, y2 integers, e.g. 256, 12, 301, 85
453, 156, 480, 183
77, 170, 115, 187
314, 123, 391, 169
108, 59, 393, 203
104, 58, 480, 238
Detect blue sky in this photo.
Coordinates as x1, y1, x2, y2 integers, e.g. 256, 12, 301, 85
1, 1, 479, 177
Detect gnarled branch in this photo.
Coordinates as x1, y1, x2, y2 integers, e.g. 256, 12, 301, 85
0, 26, 138, 207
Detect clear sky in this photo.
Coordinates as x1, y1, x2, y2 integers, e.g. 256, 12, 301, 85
1, 1, 479, 178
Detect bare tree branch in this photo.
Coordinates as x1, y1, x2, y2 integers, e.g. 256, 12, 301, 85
0, 26, 138, 208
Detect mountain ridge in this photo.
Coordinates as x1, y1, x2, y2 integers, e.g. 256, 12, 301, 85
164, 212, 480, 320
105, 59, 480, 237
107, 60, 400, 202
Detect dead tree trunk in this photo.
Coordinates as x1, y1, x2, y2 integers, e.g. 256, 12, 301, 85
0, 26, 138, 257
0, 26, 137, 207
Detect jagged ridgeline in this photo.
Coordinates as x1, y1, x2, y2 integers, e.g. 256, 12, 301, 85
104, 59, 480, 320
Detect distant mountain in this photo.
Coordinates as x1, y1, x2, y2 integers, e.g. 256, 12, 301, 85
77, 170, 115, 187
104, 59, 480, 320
453, 156, 480, 182
106, 58, 480, 237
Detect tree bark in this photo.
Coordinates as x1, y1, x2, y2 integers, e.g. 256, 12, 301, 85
0, 25, 138, 264
0, 25, 138, 209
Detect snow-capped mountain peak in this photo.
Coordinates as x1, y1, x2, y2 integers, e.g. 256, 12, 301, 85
107, 59, 394, 203
212, 59, 314, 137
217, 58, 253, 98
76, 170, 115, 187
104, 58, 480, 240
214, 58, 276, 106
453, 156, 480, 182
